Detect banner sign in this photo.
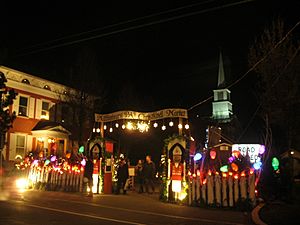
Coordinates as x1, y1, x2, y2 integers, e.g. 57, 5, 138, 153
95, 108, 188, 123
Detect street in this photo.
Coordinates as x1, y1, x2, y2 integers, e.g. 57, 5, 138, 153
0, 190, 253, 225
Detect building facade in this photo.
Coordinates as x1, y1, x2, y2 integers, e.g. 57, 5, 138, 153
0, 66, 80, 161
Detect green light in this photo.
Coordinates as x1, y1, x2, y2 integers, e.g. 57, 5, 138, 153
272, 157, 279, 171
44, 159, 50, 166
78, 146, 84, 153
220, 165, 228, 172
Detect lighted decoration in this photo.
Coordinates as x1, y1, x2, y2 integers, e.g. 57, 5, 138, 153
153, 122, 158, 128
66, 153, 71, 159
169, 121, 174, 127
253, 161, 262, 170
96, 128, 100, 133
231, 163, 238, 172
81, 159, 86, 166
210, 150, 216, 159
272, 157, 280, 171
258, 145, 266, 154
228, 156, 235, 163
122, 124, 126, 129
78, 146, 84, 153
137, 121, 149, 132
194, 153, 202, 161
162, 125, 166, 130
115, 123, 119, 128
39, 152, 43, 158
44, 159, 50, 166
220, 165, 228, 172
50, 155, 56, 162
126, 122, 134, 130
185, 124, 189, 130
103, 125, 107, 130
92, 128, 96, 132
109, 127, 113, 132
178, 124, 183, 129
232, 150, 240, 158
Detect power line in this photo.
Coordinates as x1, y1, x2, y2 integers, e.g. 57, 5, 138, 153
17, 0, 256, 57
187, 20, 300, 111
19, 0, 217, 52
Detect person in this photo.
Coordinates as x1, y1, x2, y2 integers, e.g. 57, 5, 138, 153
116, 157, 129, 194
136, 159, 144, 193
83, 158, 94, 196
143, 155, 156, 194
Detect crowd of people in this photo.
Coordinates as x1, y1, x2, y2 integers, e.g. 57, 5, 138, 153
116, 155, 156, 195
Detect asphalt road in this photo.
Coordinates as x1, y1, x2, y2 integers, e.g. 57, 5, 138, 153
0, 189, 253, 225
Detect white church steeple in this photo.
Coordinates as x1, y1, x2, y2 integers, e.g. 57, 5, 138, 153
212, 51, 233, 122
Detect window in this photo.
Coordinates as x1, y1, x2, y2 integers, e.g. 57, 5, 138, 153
44, 85, 51, 90
41, 101, 50, 120
16, 135, 26, 156
22, 79, 30, 84
18, 96, 28, 116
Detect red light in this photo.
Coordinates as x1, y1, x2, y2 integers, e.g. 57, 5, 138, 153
203, 179, 207, 185
229, 172, 233, 176
241, 172, 246, 177
222, 173, 227, 178
234, 174, 239, 179
250, 169, 254, 175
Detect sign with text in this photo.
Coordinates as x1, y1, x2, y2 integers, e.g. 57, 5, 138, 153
95, 108, 188, 123
232, 144, 265, 163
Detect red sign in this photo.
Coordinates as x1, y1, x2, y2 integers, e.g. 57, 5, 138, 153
105, 142, 113, 153
171, 163, 183, 181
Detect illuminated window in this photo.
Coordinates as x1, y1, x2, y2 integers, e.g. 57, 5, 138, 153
44, 85, 51, 90
21, 79, 30, 84
18, 96, 28, 116
16, 135, 26, 156
41, 101, 50, 120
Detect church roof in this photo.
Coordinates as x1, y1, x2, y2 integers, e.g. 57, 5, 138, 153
217, 51, 226, 88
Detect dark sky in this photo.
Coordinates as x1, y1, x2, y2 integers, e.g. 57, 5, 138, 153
1, 0, 299, 161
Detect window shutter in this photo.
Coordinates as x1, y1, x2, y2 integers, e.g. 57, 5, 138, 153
29, 97, 35, 118
36, 99, 42, 119
12, 96, 19, 116
9, 133, 16, 160
26, 135, 33, 152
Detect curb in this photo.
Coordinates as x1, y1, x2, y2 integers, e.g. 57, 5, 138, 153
251, 203, 267, 225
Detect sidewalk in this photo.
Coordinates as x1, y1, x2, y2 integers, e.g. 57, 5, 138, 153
256, 181, 300, 225
259, 200, 299, 225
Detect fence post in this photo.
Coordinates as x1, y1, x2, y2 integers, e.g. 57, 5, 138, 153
207, 174, 214, 205
222, 174, 228, 207
215, 173, 221, 206
228, 173, 234, 207
234, 175, 239, 204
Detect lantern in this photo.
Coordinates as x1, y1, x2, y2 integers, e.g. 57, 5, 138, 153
210, 149, 216, 160
231, 163, 238, 172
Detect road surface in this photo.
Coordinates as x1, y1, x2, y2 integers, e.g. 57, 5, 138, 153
0, 189, 253, 225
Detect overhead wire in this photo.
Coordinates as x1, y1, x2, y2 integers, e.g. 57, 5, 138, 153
19, 0, 217, 52
16, 0, 256, 57
187, 20, 300, 111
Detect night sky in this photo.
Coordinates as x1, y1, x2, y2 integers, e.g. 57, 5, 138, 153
2, 0, 299, 163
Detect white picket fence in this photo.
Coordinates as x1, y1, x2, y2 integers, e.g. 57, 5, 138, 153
186, 172, 256, 207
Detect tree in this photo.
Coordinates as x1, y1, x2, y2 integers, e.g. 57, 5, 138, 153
248, 18, 300, 153
60, 46, 107, 147
0, 72, 17, 145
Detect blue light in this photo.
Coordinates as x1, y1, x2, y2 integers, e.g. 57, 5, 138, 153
194, 153, 202, 161
253, 161, 262, 170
